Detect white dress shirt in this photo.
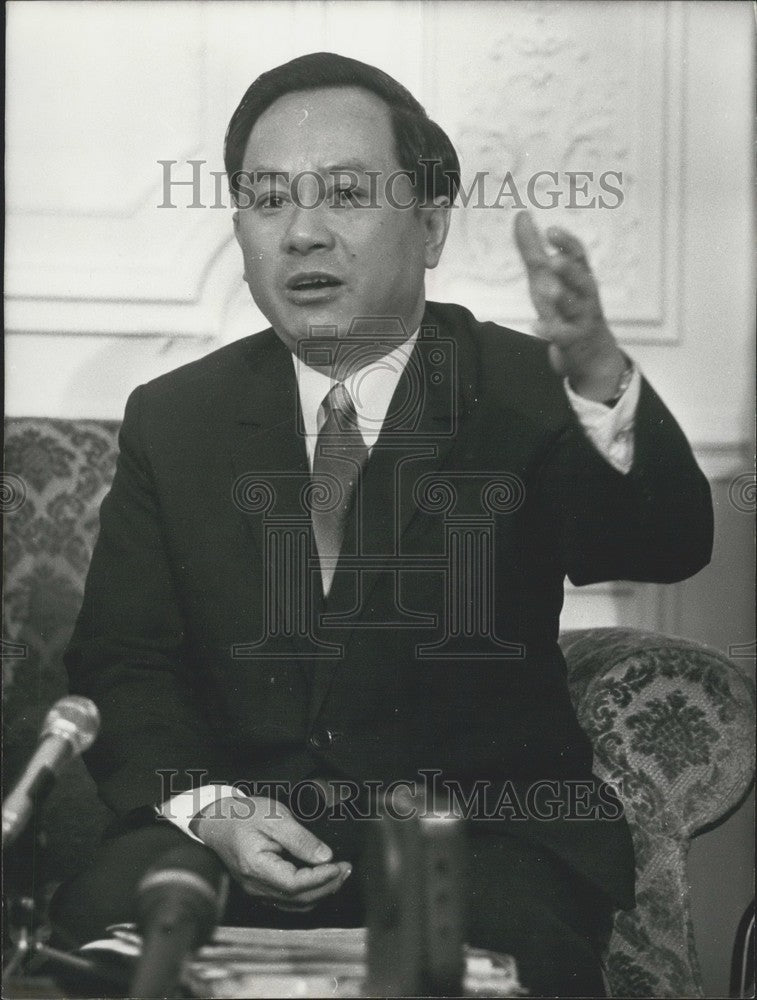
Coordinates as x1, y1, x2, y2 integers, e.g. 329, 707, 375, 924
293, 330, 641, 477
159, 331, 642, 840
294, 332, 421, 466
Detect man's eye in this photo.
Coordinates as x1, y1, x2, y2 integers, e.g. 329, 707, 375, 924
333, 185, 363, 207
258, 193, 286, 210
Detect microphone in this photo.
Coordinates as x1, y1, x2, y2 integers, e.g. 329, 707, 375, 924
130, 842, 228, 999
2, 695, 100, 849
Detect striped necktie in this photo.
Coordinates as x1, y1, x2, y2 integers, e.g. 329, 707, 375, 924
310, 382, 369, 596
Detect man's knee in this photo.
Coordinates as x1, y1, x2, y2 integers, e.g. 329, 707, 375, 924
50, 822, 189, 948
469, 898, 607, 998
466, 833, 611, 997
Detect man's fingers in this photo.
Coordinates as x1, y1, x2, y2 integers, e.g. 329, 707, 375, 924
516, 212, 581, 324
549, 253, 595, 296
553, 286, 587, 322
514, 210, 551, 271
534, 319, 585, 345
287, 874, 346, 905
546, 341, 569, 377
278, 860, 342, 893
546, 225, 587, 262
529, 266, 563, 302
276, 860, 351, 896
255, 853, 349, 897
243, 879, 341, 910
269, 871, 349, 907
239, 865, 350, 904
516, 215, 595, 295
260, 809, 333, 865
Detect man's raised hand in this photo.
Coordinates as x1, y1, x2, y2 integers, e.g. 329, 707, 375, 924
193, 795, 351, 911
514, 210, 627, 402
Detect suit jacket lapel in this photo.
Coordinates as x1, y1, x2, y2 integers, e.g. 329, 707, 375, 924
331, 304, 477, 602
313, 306, 479, 715
229, 331, 328, 662
230, 328, 309, 546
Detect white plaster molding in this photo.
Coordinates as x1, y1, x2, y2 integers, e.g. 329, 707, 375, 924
423, 1, 686, 346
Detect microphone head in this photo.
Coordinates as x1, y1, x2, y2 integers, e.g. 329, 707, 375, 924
137, 842, 228, 946
41, 696, 100, 755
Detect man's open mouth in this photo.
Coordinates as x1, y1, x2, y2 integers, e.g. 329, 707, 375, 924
286, 273, 344, 292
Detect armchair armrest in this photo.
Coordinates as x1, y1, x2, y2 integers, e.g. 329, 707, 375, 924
560, 627, 755, 997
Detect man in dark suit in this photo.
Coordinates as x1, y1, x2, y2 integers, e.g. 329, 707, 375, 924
54, 53, 713, 996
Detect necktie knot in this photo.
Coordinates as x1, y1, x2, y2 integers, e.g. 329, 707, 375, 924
319, 382, 360, 436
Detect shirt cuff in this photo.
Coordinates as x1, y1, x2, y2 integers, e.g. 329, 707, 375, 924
155, 784, 244, 844
563, 364, 642, 475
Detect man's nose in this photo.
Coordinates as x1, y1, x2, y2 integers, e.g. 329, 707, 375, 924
282, 203, 336, 255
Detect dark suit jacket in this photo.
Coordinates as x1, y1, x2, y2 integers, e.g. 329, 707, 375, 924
66, 301, 713, 910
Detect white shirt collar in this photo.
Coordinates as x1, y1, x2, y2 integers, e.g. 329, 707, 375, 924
292, 330, 419, 463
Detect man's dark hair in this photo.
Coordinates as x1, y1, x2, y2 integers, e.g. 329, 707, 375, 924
224, 51, 460, 207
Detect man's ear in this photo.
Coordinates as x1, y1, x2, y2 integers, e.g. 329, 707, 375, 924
422, 199, 452, 269
232, 210, 250, 287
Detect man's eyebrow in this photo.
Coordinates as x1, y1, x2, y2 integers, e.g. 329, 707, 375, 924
323, 162, 372, 175
243, 163, 372, 181
246, 168, 289, 181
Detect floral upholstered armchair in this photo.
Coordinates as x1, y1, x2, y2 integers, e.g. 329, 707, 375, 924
3, 417, 755, 998
561, 628, 755, 996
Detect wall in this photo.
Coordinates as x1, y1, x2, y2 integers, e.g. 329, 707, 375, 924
5, 3, 754, 994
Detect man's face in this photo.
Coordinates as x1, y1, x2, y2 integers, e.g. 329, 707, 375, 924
233, 86, 448, 364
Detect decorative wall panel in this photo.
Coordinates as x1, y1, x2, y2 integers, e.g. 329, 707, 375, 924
423, 1, 685, 342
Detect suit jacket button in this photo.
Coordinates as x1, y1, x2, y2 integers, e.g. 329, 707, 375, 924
309, 728, 334, 751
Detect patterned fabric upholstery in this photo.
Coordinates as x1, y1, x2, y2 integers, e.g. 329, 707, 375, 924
3, 418, 755, 996
561, 628, 756, 997
3, 419, 119, 878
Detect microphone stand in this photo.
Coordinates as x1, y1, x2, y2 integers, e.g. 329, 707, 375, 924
2, 840, 130, 995
2, 820, 50, 981
3, 925, 130, 995
3, 893, 134, 996
2, 896, 37, 981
